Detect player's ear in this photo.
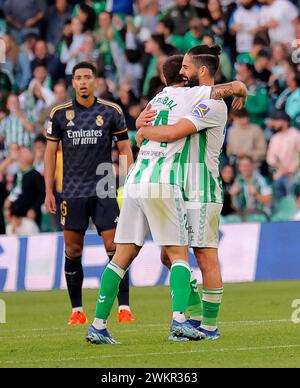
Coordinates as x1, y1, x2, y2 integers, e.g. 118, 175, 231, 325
72, 77, 76, 89
199, 66, 206, 77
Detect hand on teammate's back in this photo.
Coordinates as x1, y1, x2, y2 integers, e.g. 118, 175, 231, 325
136, 104, 156, 129
232, 96, 246, 111
135, 129, 145, 148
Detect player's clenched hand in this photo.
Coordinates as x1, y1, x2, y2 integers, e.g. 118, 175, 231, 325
232, 96, 246, 111
135, 129, 145, 148
136, 104, 156, 129
45, 192, 57, 214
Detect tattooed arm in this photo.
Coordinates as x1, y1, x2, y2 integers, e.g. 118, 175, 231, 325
211, 81, 247, 99
210, 81, 248, 110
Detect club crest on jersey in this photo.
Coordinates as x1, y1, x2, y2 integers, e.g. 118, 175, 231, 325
96, 115, 104, 126
66, 110, 75, 126
192, 104, 210, 118
66, 110, 75, 121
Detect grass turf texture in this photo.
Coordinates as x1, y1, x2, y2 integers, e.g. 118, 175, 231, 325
0, 280, 300, 368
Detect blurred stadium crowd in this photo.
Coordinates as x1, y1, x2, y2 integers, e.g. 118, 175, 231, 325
0, 0, 300, 235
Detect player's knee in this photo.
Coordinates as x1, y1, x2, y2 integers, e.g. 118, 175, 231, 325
101, 232, 116, 253
66, 243, 83, 259
104, 242, 116, 253
194, 249, 216, 273
161, 250, 171, 269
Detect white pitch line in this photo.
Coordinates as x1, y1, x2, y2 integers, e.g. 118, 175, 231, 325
219, 319, 291, 326
0, 329, 140, 340
0, 319, 292, 335
1, 344, 300, 365
91, 344, 300, 359
0, 319, 293, 339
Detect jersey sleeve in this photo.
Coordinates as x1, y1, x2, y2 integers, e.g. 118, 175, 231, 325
184, 99, 227, 132
186, 86, 212, 109
46, 109, 63, 142
286, 1, 299, 20
111, 106, 129, 142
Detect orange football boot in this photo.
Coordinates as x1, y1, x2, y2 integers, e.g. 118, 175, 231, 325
68, 311, 88, 325
118, 309, 136, 323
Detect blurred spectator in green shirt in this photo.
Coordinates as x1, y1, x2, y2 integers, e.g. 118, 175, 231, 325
163, 0, 199, 36
142, 34, 170, 97
72, 1, 106, 19
237, 63, 269, 127
156, 17, 185, 53
236, 35, 268, 67
181, 18, 203, 53
275, 64, 300, 129
230, 156, 273, 219
93, 11, 122, 80
0, 8, 6, 35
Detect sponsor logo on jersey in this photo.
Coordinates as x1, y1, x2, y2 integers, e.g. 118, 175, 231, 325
67, 129, 103, 138
67, 121, 75, 127
96, 115, 104, 126
67, 128, 103, 145
192, 104, 210, 118
188, 226, 194, 234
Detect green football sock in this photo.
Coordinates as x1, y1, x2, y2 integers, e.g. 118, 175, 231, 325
94, 261, 126, 320
170, 260, 191, 315
187, 270, 202, 320
201, 287, 223, 331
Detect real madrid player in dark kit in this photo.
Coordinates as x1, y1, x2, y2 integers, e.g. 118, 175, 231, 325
44, 62, 135, 325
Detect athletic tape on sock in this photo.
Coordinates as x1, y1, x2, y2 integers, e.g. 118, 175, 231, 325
107, 261, 126, 279
171, 259, 191, 272
202, 288, 223, 304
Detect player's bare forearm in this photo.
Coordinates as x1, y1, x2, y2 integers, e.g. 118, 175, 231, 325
210, 81, 248, 100
117, 139, 134, 174
140, 119, 197, 143
138, 126, 170, 143
44, 142, 58, 194
44, 141, 59, 214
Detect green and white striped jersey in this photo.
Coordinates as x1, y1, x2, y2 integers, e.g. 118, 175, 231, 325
184, 99, 228, 203
127, 85, 212, 187
0, 113, 35, 154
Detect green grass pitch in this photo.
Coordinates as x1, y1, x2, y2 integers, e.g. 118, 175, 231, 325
0, 281, 300, 368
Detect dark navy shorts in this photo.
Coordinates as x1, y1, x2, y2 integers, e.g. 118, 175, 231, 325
60, 196, 119, 234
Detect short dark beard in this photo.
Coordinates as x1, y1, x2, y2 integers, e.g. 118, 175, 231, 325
243, 2, 254, 10
81, 94, 89, 99
187, 74, 200, 87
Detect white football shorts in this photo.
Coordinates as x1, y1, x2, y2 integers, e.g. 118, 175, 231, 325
115, 183, 188, 246
185, 202, 223, 248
